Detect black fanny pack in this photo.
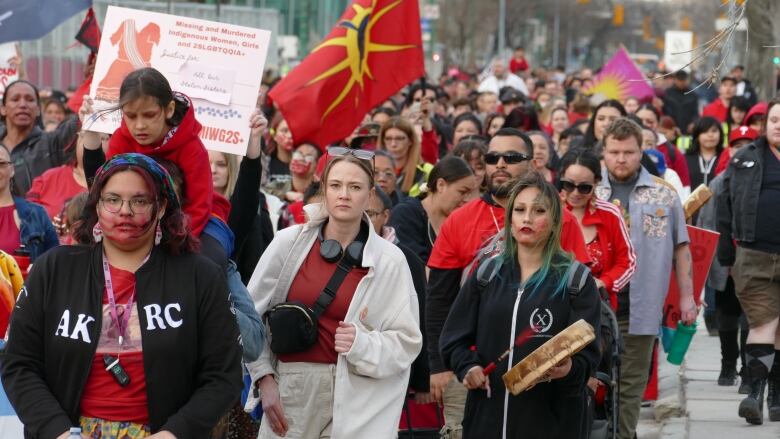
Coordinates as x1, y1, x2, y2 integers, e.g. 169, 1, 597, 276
265, 259, 354, 354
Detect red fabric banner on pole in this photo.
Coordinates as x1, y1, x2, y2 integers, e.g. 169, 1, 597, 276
269, 0, 424, 149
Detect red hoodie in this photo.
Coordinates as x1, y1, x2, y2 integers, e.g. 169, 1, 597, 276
107, 94, 212, 236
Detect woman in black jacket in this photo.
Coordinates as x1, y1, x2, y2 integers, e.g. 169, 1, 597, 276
440, 173, 601, 439
388, 156, 476, 264
685, 116, 724, 189
1, 80, 80, 195
1, 153, 242, 439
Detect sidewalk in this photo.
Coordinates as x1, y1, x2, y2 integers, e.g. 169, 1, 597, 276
681, 326, 780, 438
652, 321, 780, 438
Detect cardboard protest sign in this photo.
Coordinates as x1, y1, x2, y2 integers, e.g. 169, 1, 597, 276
86, 6, 271, 155
0, 43, 19, 99
662, 225, 719, 329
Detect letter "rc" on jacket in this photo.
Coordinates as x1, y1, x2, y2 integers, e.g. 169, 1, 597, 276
143, 303, 184, 330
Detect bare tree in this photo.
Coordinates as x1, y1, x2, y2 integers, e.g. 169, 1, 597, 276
745, 0, 777, 100
438, 0, 498, 68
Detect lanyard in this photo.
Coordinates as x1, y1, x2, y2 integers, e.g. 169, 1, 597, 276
489, 206, 501, 233
101, 253, 143, 347
698, 155, 716, 187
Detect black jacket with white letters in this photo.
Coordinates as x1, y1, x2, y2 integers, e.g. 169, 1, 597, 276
0, 245, 243, 439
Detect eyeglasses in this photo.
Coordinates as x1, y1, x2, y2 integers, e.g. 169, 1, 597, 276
374, 169, 396, 179
0, 160, 12, 168
365, 209, 386, 218
383, 135, 409, 144
484, 152, 531, 165
99, 196, 155, 214
560, 180, 595, 195
327, 146, 375, 161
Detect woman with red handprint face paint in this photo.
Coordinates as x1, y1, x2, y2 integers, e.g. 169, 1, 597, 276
286, 143, 321, 203
276, 143, 322, 229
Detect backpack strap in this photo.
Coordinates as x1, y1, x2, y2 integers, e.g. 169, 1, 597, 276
476, 255, 502, 289
460, 232, 504, 287
565, 261, 591, 297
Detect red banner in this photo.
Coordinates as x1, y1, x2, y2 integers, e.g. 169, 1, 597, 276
662, 226, 719, 329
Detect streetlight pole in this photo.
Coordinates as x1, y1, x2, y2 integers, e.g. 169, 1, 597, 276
553, 0, 560, 66
498, 0, 505, 60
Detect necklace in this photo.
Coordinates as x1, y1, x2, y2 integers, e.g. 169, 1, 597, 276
427, 221, 436, 246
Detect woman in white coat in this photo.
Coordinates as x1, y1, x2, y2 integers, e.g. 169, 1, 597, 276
247, 147, 422, 439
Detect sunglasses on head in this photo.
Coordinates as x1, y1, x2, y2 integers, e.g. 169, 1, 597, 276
327, 146, 375, 161
484, 151, 531, 165
560, 180, 594, 195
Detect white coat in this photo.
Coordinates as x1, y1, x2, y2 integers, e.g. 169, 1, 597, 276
246, 203, 422, 438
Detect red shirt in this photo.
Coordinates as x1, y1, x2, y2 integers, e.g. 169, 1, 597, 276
427, 194, 589, 270
0, 205, 20, 255
509, 57, 529, 74
26, 165, 87, 219
80, 265, 149, 424
572, 199, 636, 308
702, 99, 728, 123
278, 240, 368, 364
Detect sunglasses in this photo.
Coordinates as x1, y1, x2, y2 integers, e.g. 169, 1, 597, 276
484, 152, 531, 165
560, 180, 594, 195
327, 146, 375, 161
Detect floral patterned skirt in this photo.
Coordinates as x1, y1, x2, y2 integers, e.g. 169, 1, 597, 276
79, 416, 151, 439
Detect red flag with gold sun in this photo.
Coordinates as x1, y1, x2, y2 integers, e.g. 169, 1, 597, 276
269, 0, 424, 149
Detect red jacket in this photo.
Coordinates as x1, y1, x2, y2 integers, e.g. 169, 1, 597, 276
714, 148, 732, 176
107, 94, 212, 236
568, 199, 636, 302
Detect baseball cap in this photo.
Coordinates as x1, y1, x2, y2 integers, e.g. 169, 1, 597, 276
644, 149, 667, 175
728, 126, 759, 146
500, 88, 525, 104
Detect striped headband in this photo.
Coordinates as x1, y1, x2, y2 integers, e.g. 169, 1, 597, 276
94, 153, 180, 209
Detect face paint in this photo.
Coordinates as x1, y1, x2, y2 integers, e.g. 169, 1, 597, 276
290, 158, 313, 175
97, 170, 159, 249
98, 210, 156, 245
511, 187, 553, 247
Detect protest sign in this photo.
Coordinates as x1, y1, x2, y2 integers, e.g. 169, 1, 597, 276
0, 43, 19, 99
662, 225, 720, 329
86, 6, 271, 155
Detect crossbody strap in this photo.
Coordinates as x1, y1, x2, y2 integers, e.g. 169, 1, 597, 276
311, 259, 354, 319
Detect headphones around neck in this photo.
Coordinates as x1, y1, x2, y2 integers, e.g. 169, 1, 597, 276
318, 220, 369, 265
